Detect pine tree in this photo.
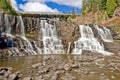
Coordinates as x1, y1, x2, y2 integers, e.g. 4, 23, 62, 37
106, 0, 117, 17
0, 0, 17, 15
99, 0, 107, 10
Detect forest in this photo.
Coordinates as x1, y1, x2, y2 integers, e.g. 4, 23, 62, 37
82, 0, 120, 17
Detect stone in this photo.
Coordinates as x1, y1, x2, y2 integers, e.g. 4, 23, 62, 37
50, 73, 58, 80
35, 76, 43, 80
4, 70, 11, 78
61, 73, 76, 80
32, 63, 42, 69
63, 63, 71, 71
23, 77, 34, 80
8, 74, 18, 80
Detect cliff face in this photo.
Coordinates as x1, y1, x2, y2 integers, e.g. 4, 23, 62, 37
0, 14, 120, 57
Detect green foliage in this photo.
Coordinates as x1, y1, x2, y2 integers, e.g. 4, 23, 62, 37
106, 0, 117, 17
0, 0, 17, 15
99, 0, 107, 10
26, 33, 35, 37
83, 7, 89, 15
67, 16, 72, 22
115, 0, 120, 6
97, 15, 102, 23
115, 26, 120, 32
82, 0, 119, 18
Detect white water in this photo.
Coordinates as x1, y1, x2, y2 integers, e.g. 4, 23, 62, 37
4, 15, 11, 34
1, 14, 14, 38
95, 25, 113, 42
16, 16, 25, 36
16, 16, 37, 55
41, 20, 64, 54
0, 14, 3, 31
32, 41, 42, 54
73, 25, 113, 55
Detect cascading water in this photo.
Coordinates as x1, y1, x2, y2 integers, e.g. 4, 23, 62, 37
41, 20, 64, 54
73, 25, 113, 55
0, 14, 115, 56
32, 41, 42, 54
16, 16, 37, 55
95, 25, 113, 42
4, 15, 11, 34
1, 14, 14, 38
0, 14, 3, 31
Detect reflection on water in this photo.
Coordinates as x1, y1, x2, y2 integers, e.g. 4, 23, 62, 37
0, 55, 43, 71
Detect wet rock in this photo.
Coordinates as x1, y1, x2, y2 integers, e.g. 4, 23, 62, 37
63, 63, 71, 71
0, 67, 12, 78
50, 73, 58, 80
70, 62, 79, 68
38, 66, 49, 74
4, 70, 11, 78
42, 73, 52, 80
35, 76, 44, 80
99, 76, 109, 80
32, 63, 42, 69
61, 73, 76, 80
57, 62, 66, 70
8, 74, 19, 80
23, 77, 34, 80
8, 71, 21, 80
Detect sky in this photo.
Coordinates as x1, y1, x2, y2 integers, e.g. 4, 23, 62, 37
10, 0, 82, 14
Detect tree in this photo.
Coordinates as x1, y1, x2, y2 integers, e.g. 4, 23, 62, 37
83, 7, 89, 15
115, 0, 120, 6
0, 0, 17, 15
106, 0, 117, 17
99, 0, 107, 10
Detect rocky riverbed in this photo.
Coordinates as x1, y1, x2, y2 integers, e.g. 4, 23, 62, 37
1, 53, 120, 80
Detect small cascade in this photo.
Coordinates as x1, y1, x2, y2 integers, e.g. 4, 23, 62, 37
73, 25, 113, 55
4, 15, 11, 34
95, 25, 113, 42
16, 16, 25, 36
0, 14, 3, 31
1, 14, 14, 38
41, 20, 64, 54
32, 41, 42, 54
16, 16, 37, 55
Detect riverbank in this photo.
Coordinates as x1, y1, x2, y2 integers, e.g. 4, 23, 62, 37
1, 54, 120, 80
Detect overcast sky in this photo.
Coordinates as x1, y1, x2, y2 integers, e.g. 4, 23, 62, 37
10, 0, 82, 14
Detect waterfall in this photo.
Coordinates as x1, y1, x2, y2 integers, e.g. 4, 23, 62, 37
1, 14, 14, 38
4, 15, 11, 34
73, 25, 113, 55
41, 20, 64, 54
16, 16, 37, 55
0, 14, 3, 31
16, 16, 25, 36
95, 25, 113, 42
32, 41, 42, 54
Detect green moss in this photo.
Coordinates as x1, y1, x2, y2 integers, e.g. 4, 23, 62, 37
26, 33, 35, 37
114, 40, 120, 42
26, 33, 39, 38
115, 26, 120, 32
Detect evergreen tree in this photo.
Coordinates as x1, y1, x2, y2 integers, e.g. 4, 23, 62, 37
106, 0, 117, 17
0, 0, 17, 15
99, 0, 107, 10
